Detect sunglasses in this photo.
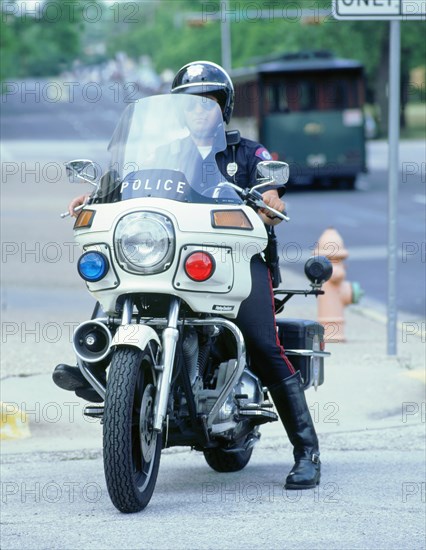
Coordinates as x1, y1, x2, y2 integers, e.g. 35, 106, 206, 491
184, 99, 218, 112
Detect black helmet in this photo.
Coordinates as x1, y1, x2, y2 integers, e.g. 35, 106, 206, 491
171, 61, 235, 124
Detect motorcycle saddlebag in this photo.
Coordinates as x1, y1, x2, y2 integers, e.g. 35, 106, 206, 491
276, 318, 326, 390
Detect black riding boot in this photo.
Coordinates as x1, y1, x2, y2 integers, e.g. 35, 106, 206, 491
52, 363, 106, 403
269, 371, 321, 489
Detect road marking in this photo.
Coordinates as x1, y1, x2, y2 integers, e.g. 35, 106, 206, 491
413, 194, 426, 205
353, 305, 426, 341
0, 144, 16, 162
348, 245, 389, 260
288, 245, 406, 262
356, 177, 370, 191
0, 402, 31, 440
367, 140, 426, 171
405, 370, 426, 383
335, 216, 359, 228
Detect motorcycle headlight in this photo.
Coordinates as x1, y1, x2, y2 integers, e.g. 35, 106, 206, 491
115, 212, 175, 274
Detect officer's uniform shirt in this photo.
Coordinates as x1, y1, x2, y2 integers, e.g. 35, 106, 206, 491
216, 137, 273, 188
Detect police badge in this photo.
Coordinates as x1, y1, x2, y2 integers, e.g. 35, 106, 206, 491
226, 162, 238, 177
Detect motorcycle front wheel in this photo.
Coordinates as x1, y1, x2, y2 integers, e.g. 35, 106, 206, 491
103, 345, 162, 513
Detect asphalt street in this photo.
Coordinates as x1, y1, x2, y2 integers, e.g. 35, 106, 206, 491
1, 447, 424, 550
277, 149, 426, 321
1, 292, 425, 549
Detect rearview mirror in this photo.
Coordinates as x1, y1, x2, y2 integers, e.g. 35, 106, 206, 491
256, 160, 289, 187
65, 159, 100, 186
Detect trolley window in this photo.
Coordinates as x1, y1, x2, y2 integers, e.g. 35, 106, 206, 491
263, 71, 362, 114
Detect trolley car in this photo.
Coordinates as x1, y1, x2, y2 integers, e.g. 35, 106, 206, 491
230, 51, 367, 189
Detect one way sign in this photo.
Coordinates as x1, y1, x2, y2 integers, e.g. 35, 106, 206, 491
333, 0, 426, 20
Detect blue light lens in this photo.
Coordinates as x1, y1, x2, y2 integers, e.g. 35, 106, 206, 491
78, 252, 109, 282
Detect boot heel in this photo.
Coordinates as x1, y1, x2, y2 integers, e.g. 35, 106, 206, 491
285, 478, 320, 490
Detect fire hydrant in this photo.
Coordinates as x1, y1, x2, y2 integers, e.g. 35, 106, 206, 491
314, 227, 363, 342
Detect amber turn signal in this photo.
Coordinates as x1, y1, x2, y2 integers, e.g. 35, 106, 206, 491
211, 210, 253, 230
74, 209, 95, 229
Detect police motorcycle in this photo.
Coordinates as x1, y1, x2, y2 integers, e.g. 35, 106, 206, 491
58, 94, 332, 513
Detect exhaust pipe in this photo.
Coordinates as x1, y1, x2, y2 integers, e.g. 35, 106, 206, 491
73, 320, 112, 363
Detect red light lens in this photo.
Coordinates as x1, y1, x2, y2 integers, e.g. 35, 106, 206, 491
184, 252, 214, 282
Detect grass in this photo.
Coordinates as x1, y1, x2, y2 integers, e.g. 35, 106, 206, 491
401, 103, 426, 140
366, 102, 425, 140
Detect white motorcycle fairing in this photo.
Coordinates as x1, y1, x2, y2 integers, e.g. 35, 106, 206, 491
73, 198, 268, 317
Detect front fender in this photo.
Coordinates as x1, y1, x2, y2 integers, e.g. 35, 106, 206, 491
112, 324, 162, 352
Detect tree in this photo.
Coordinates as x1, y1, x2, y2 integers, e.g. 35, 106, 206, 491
103, 1, 425, 134
0, 16, 17, 82
1, 0, 85, 79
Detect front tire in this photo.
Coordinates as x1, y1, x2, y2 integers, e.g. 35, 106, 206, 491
103, 345, 162, 513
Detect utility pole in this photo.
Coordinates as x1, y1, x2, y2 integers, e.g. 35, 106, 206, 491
220, 0, 232, 72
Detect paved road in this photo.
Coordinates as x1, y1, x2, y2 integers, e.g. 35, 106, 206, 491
276, 150, 426, 320
1, 79, 127, 140
1, 83, 425, 548
2, 445, 424, 550
1, 298, 425, 549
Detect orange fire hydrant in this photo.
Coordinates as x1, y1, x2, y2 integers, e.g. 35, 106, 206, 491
314, 227, 363, 342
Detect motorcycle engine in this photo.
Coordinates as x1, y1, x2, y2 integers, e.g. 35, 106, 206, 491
193, 362, 264, 435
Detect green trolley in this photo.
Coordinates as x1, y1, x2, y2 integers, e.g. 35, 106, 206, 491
231, 51, 367, 189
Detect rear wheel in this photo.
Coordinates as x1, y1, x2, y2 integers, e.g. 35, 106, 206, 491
203, 447, 253, 472
103, 345, 161, 513
331, 176, 356, 190
312, 177, 333, 190
340, 176, 356, 190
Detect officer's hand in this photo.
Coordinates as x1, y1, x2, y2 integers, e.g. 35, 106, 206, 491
68, 193, 91, 218
259, 190, 286, 226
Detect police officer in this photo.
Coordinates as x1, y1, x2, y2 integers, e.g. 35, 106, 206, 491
60, 61, 321, 491
171, 61, 321, 491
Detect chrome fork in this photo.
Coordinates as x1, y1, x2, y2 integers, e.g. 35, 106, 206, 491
153, 297, 180, 432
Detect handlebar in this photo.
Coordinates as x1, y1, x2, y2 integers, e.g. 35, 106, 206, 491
60, 183, 290, 221
252, 195, 290, 222
60, 203, 84, 219
219, 182, 290, 222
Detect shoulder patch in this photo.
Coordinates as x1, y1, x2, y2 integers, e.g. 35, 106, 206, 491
255, 147, 272, 160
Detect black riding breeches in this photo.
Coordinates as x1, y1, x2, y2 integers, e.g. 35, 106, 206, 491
234, 254, 296, 387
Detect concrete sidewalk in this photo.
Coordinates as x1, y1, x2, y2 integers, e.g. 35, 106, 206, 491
1, 268, 424, 457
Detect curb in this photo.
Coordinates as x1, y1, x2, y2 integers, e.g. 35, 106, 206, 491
352, 304, 426, 341
0, 402, 31, 441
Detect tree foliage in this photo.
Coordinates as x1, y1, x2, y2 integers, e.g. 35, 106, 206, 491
105, 2, 424, 93
103, 3, 424, 67
2, 0, 424, 130
1, 0, 84, 78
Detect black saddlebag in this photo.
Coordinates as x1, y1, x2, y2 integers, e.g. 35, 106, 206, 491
276, 319, 326, 390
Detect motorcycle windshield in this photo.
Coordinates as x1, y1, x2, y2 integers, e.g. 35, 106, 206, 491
101, 95, 242, 205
